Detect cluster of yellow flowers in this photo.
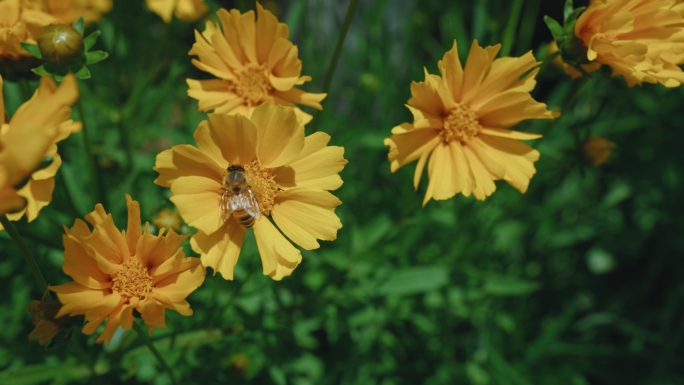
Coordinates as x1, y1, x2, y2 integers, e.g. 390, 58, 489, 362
2, 0, 683, 346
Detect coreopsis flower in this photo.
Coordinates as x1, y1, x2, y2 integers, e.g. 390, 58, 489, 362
49, 195, 205, 344
0, 74, 80, 229
145, 0, 208, 23
154, 103, 346, 280
0, 0, 55, 60
548, 40, 601, 80
385, 40, 559, 205
186, 4, 325, 125
22, 0, 112, 25
152, 208, 183, 233
575, 0, 684, 87
0, 73, 78, 216
582, 136, 615, 166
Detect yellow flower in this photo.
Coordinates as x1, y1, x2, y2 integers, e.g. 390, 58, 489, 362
582, 136, 616, 166
154, 103, 346, 280
575, 0, 684, 87
0, 75, 81, 228
49, 195, 206, 344
145, 0, 208, 23
22, 0, 113, 25
0, 0, 56, 60
0, 73, 79, 216
186, 4, 326, 125
385, 40, 559, 205
548, 40, 602, 79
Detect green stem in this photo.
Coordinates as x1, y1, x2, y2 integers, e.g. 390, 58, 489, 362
310, 0, 360, 132
76, 96, 105, 207
0, 215, 53, 301
132, 322, 180, 385
500, 0, 525, 56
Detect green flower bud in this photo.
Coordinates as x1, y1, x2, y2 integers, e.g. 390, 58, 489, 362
37, 25, 83, 64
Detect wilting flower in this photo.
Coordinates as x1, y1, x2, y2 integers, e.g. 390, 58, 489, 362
187, 4, 325, 125
385, 40, 559, 205
0, 0, 56, 60
0, 74, 80, 228
22, 0, 113, 25
145, 0, 208, 23
49, 195, 205, 344
0, 73, 79, 216
154, 103, 346, 280
582, 136, 616, 166
548, 40, 601, 79
27, 299, 80, 345
575, 0, 684, 87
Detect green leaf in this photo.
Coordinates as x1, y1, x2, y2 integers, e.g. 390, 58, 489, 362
73, 16, 84, 35
83, 30, 101, 51
19, 42, 42, 59
564, 7, 587, 34
543, 16, 565, 43
378, 267, 449, 296
483, 276, 540, 296
74, 65, 91, 79
85, 50, 108, 65
563, 0, 575, 21
31, 64, 49, 76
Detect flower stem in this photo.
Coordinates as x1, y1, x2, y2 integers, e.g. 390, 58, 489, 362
500, 0, 525, 56
0, 215, 52, 301
311, 0, 360, 132
132, 322, 180, 385
76, 96, 105, 207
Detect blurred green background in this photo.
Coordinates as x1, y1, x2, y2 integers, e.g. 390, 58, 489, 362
2, 0, 684, 384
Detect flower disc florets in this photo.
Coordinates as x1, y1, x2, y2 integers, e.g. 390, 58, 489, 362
441, 104, 481, 143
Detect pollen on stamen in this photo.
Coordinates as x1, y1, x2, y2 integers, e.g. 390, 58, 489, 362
243, 159, 279, 216
228, 63, 273, 107
111, 257, 153, 302
440, 103, 481, 143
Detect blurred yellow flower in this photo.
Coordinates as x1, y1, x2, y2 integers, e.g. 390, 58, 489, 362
575, 0, 684, 87
154, 103, 346, 280
0, 0, 56, 60
0, 74, 78, 217
49, 195, 205, 344
186, 4, 325, 125
548, 40, 601, 80
385, 40, 559, 205
582, 136, 616, 166
145, 0, 208, 23
152, 208, 183, 233
1, 75, 81, 229
22, 0, 112, 25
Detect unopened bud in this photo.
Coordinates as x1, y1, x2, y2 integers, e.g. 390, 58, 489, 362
582, 136, 616, 167
38, 25, 83, 64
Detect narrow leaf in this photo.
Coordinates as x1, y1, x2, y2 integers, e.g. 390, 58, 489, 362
85, 51, 108, 65
74, 65, 91, 79
563, 0, 574, 21
20, 42, 42, 59
543, 16, 565, 43
73, 16, 84, 35
31, 64, 49, 76
83, 30, 101, 51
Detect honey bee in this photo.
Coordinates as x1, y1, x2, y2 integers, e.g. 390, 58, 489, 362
220, 165, 261, 228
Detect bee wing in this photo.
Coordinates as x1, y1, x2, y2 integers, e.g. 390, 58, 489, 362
232, 188, 261, 219
219, 191, 234, 223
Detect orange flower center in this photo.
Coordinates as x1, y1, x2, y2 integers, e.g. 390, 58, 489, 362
230, 64, 273, 107
243, 159, 279, 216
441, 103, 481, 143
111, 257, 153, 301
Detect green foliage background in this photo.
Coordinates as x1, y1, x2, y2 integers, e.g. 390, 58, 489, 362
2, 0, 684, 384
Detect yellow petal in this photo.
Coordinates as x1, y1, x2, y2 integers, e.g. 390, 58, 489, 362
460, 40, 501, 104
62, 233, 111, 290
385, 128, 440, 173
251, 103, 304, 168
252, 217, 302, 279
207, 113, 257, 165
153, 143, 225, 187
479, 135, 539, 193
274, 132, 347, 191
125, 195, 142, 256
440, 40, 464, 102
169, 176, 222, 235
50, 282, 109, 317
271, 188, 342, 250
190, 221, 246, 280
154, 261, 205, 303
139, 299, 167, 330
135, 228, 187, 269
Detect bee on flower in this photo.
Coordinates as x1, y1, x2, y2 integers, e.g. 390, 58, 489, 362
154, 103, 347, 280
385, 40, 559, 205
186, 4, 326, 125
